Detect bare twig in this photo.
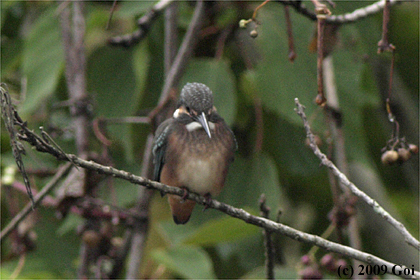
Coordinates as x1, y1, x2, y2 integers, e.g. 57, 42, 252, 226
59, 2, 92, 278
323, 56, 363, 271
159, 0, 206, 104
377, 0, 395, 53
313, 3, 330, 106
125, 134, 154, 279
276, 0, 401, 24
284, 6, 296, 62
1, 84, 34, 207
106, 0, 118, 30
109, 0, 174, 47
125, 3, 181, 278
328, 0, 401, 24
252, 0, 271, 22
215, 24, 233, 60
60, 1, 89, 156
1, 163, 73, 241
260, 194, 275, 280
294, 98, 420, 251
164, 1, 178, 75
254, 96, 264, 154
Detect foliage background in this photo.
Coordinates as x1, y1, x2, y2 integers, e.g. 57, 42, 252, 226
1, 1, 418, 279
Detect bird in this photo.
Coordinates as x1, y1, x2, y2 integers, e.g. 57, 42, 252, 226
153, 82, 237, 224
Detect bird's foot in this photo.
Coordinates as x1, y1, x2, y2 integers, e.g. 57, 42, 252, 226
180, 188, 189, 203
202, 193, 212, 211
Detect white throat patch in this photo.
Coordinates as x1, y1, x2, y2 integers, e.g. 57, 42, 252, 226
173, 108, 181, 118
185, 121, 215, 132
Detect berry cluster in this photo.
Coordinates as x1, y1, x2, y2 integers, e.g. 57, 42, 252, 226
298, 253, 348, 279
381, 141, 418, 165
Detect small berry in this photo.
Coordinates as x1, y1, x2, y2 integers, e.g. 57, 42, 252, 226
381, 150, 399, 165
239, 19, 248, 28
335, 259, 347, 270
315, 94, 326, 106
299, 266, 323, 279
320, 254, 336, 272
408, 144, 419, 155
397, 148, 411, 162
300, 255, 311, 266
250, 29, 258, 38
82, 230, 101, 248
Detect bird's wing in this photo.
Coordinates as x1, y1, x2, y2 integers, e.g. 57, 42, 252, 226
152, 118, 173, 182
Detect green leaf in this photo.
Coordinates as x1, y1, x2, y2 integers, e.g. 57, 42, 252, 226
181, 58, 237, 126
253, 4, 317, 125
254, 6, 382, 165
220, 153, 282, 216
87, 45, 145, 162
57, 213, 84, 236
21, 6, 64, 117
183, 214, 259, 246
151, 245, 216, 279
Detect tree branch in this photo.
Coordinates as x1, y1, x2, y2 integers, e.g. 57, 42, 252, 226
1, 163, 73, 241
327, 0, 401, 24
275, 0, 401, 24
260, 194, 275, 280
5, 106, 418, 279
109, 0, 174, 47
159, 0, 205, 104
294, 98, 420, 251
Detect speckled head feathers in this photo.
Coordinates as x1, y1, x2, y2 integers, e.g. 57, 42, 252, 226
178, 83, 214, 113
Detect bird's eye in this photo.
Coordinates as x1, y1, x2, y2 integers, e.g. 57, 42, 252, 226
186, 106, 191, 113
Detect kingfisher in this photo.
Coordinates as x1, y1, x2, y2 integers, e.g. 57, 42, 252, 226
153, 82, 237, 224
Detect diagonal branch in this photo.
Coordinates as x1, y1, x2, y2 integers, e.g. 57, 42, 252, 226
159, 0, 205, 104
276, 0, 401, 24
1, 163, 73, 240
327, 0, 401, 24
4, 106, 418, 279
294, 98, 420, 251
109, 0, 174, 47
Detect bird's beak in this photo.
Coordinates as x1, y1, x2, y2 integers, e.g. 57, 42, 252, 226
197, 112, 212, 138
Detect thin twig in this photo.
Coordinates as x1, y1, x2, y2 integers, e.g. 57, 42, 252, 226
59, 3, 91, 278
109, 0, 174, 47
313, 3, 330, 106
252, 0, 271, 22
215, 24, 233, 60
254, 96, 264, 154
1, 84, 34, 207
377, 0, 395, 53
294, 98, 420, 251
159, 0, 206, 104
276, 0, 401, 24
323, 56, 363, 271
125, 3, 180, 278
164, 1, 178, 75
329, 0, 400, 24
260, 194, 275, 280
284, 5, 296, 62
125, 134, 154, 279
106, 0, 118, 30
1, 163, 73, 241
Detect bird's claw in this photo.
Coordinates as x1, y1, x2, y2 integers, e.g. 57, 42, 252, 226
202, 193, 212, 211
180, 188, 189, 203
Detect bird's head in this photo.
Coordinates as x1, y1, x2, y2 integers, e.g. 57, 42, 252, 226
173, 83, 216, 138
